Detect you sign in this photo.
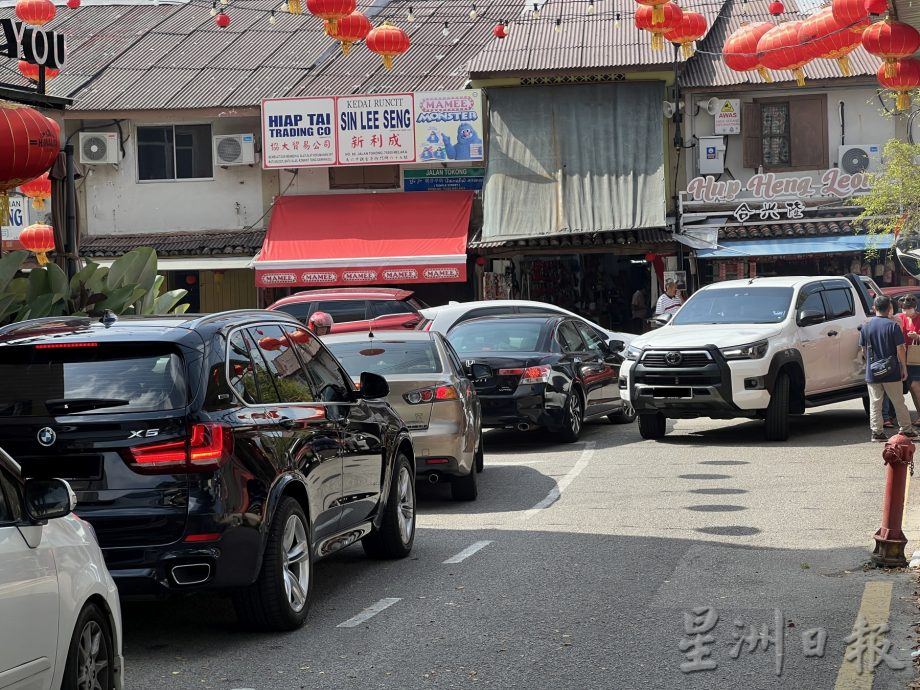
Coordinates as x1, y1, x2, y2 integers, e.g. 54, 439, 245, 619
0, 19, 67, 70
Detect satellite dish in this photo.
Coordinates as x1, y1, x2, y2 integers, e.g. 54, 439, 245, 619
897, 233, 920, 279
663, 101, 676, 119
706, 97, 721, 116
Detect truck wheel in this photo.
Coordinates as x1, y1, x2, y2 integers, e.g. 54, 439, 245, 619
233, 496, 312, 631
363, 453, 415, 559
638, 412, 667, 439
764, 372, 790, 441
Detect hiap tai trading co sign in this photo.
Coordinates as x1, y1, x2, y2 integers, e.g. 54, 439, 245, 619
261, 90, 484, 168
255, 264, 464, 288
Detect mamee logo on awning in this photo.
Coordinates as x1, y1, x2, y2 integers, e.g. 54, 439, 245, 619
301, 271, 338, 283
343, 270, 378, 282
382, 269, 418, 281
262, 273, 297, 285
423, 267, 460, 279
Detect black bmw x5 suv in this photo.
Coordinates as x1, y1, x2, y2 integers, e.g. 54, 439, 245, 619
0, 310, 417, 631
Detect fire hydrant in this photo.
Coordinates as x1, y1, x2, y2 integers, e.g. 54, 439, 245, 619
872, 432, 915, 568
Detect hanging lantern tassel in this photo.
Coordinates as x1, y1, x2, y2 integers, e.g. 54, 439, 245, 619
837, 55, 852, 77
681, 41, 694, 58
885, 59, 897, 78
0, 192, 8, 226
288, 0, 302, 14
897, 91, 912, 111
757, 66, 773, 82
653, 5, 663, 23
793, 66, 806, 87
651, 32, 663, 50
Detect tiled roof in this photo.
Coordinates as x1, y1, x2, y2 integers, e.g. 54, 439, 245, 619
468, 0, 725, 75
469, 228, 674, 251
716, 218, 870, 240
680, 0, 882, 88
80, 229, 266, 256
0, 0, 524, 111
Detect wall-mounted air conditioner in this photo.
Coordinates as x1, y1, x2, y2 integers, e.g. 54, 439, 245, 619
213, 134, 255, 166
79, 132, 119, 165
838, 144, 882, 174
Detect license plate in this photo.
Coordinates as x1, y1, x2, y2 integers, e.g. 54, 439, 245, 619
652, 387, 692, 399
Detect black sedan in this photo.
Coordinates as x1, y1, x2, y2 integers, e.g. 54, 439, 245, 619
447, 314, 634, 442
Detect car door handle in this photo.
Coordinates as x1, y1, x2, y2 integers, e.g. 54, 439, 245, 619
828, 331, 838, 337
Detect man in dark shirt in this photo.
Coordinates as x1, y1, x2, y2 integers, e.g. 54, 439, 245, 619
860, 296, 917, 441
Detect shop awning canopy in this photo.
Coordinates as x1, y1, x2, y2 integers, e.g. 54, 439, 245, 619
695, 233, 894, 259
253, 191, 473, 288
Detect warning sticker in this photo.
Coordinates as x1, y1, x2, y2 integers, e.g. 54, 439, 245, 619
714, 99, 740, 135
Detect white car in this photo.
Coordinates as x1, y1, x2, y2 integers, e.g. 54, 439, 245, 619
0, 448, 124, 690
419, 300, 636, 345
620, 275, 877, 441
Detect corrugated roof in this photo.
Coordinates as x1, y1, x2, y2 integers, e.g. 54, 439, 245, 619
0, 0, 522, 111
469, 228, 674, 251
80, 229, 266, 256
680, 0, 883, 88
467, 0, 725, 75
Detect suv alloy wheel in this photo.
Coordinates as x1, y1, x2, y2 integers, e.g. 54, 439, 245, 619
363, 454, 416, 558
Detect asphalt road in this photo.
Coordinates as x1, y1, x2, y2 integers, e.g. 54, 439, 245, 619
123, 401, 919, 690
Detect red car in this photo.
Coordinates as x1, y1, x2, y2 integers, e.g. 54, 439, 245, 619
267, 288, 428, 333
882, 285, 920, 312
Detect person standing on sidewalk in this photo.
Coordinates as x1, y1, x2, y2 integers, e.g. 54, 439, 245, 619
897, 294, 920, 421
861, 295, 917, 442
655, 279, 683, 316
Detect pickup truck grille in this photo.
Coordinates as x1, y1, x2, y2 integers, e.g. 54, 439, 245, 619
635, 372, 721, 386
642, 351, 712, 368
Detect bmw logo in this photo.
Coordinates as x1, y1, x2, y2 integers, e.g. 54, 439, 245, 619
37, 427, 57, 447
665, 351, 683, 366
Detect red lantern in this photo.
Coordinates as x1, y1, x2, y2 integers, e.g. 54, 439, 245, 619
493, 23, 508, 39
19, 223, 55, 265
66, 0, 80, 8
865, 0, 888, 14
306, 0, 356, 33
19, 172, 50, 210
15, 0, 55, 26
833, 0, 870, 30
366, 22, 410, 70
0, 103, 59, 222
664, 11, 707, 58
757, 21, 812, 86
723, 22, 774, 81
878, 57, 920, 111
800, 8, 866, 76
862, 19, 920, 78
475, 255, 487, 266
327, 11, 371, 54
768, 1, 785, 15
17, 60, 59, 83
635, 3, 683, 51
214, 11, 230, 27
635, 0, 670, 26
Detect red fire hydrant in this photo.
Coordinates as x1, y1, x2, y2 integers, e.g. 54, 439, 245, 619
872, 432, 915, 568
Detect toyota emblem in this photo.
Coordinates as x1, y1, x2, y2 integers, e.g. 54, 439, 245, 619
665, 351, 683, 366
37, 427, 57, 447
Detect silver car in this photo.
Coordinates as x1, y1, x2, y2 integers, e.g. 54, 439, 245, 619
324, 331, 483, 501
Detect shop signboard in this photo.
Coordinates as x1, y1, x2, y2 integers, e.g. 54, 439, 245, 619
713, 99, 740, 135
403, 167, 485, 192
686, 168, 871, 204
1, 196, 28, 247
413, 90, 484, 163
336, 93, 415, 165
261, 96, 336, 168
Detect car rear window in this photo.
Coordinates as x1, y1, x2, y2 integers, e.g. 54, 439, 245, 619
316, 300, 367, 323
448, 321, 544, 353
327, 341, 442, 376
0, 344, 187, 417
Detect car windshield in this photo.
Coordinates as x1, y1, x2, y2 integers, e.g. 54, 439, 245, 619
671, 287, 794, 325
448, 320, 544, 353
327, 341, 442, 376
0, 344, 187, 417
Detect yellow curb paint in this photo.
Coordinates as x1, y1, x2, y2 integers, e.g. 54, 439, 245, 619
833, 581, 893, 690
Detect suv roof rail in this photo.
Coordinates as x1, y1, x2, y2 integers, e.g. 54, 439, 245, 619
189, 309, 300, 328
0, 316, 92, 337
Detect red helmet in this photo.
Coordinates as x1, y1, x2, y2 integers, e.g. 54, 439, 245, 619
309, 311, 334, 330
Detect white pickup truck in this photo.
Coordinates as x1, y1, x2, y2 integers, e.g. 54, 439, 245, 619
620, 275, 880, 441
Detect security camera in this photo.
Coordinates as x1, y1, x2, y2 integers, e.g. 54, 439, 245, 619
705, 97, 721, 116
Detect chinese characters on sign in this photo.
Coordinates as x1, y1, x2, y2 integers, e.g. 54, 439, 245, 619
733, 201, 806, 223
262, 97, 336, 168
261, 90, 484, 168
403, 167, 485, 192
678, 606, 906, 677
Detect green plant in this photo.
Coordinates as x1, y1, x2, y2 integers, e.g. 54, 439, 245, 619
858, 139, 920, 239
0, 247, 189, 325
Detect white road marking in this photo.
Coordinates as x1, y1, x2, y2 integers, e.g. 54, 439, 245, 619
336, 597, 401, 628
521, 441, 595, 518
443, 540, 493, 564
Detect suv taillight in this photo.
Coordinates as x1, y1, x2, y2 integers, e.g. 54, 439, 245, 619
126, 423, 233, 473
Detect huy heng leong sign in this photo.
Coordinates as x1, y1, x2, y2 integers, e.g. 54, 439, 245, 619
686, 169, 871, 204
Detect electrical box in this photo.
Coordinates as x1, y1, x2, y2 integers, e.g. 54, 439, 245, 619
698, 135, 726, 175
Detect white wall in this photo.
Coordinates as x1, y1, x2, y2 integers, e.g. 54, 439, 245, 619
71, 113, 267, 235
685, 85, 896, 187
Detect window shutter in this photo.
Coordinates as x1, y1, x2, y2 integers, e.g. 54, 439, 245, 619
789, 94, 828, 169
364, 164, 400, 188
742, 102, 762, 169
328, 166, 364, 188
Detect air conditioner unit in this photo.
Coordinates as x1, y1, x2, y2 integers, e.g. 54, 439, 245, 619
79, 132, 119, 165
838, 144, 882, 174
213, 134, 255, 166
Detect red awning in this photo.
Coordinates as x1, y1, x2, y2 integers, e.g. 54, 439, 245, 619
253, 191, 473, 288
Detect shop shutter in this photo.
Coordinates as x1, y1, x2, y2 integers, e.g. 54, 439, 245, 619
789, 95, 828, 170
329, 165, 399, 189
742, 102, 762, 169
